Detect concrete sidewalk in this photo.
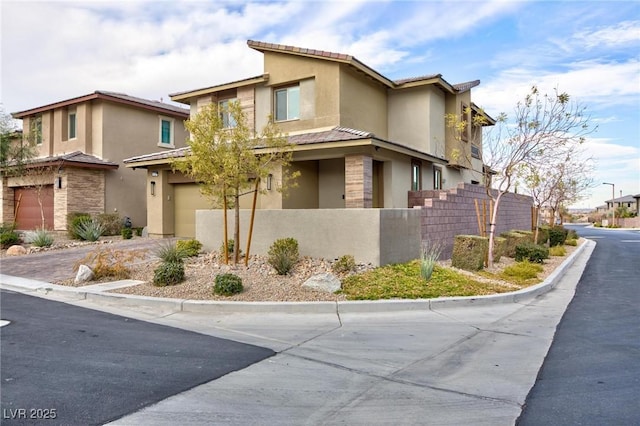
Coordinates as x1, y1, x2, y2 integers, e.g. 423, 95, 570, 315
1, 240, 595, 425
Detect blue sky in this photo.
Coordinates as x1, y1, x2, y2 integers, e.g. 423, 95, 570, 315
2, 0, 638, 208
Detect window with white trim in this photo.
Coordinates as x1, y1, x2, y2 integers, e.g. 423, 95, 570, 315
275, 85, 300, 121
159, 116, 174, 146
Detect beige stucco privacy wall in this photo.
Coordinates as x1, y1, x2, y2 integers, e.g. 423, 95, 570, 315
195, 208, 422, 266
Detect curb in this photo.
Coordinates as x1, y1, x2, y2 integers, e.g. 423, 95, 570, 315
0, 240, 594, 314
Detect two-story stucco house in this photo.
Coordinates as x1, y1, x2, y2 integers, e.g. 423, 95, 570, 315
124, 40, 494, 239
2, 91, 189, 230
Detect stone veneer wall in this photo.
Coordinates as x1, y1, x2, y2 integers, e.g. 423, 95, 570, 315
0, 178, 15, 224
56, 168, 105, 230
617, 217, 640, 228
345, 154, 372, 208
409, 183, 533, 259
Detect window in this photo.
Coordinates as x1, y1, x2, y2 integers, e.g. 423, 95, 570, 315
275, 85, 300, 121
471, 144, 481, 159
33, 116, 42, 145
434, 166, 442, 190
460, 102, 469, 142
218, 98, 237, 128
159, 117, 173, 146
411, 160, 422, 191
68, 112, 77, 139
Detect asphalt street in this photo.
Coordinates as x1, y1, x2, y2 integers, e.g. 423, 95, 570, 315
517, 225, 640, 425
0, 290, 274, 425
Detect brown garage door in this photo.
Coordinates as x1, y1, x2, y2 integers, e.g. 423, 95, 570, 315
14, 186, 54, 230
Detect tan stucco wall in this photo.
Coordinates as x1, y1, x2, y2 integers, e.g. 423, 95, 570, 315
261, 52, 341, 133
100, 101, 188, 228
339, 65, 387, 137
282, 161, 319, 209
318, 158, 345, 208
146, 168, 175, 237
196, 208, 422, 266
388, 86, 446, 157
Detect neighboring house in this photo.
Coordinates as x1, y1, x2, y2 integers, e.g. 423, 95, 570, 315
605, 194, 638, 213
125, 40, 494, 239
1, 91, 189, 230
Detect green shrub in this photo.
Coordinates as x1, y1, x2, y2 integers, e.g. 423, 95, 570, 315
501, 261, 544, 281
536, 227, 550, 245
155, 243, 187, 264
220, 239, 241, 256
565, 238, 578, 246
25, 228, 54, 247
134, 227, 144, 237
75, 218, 105, 242
67, 212, 91, 239
549, 245, 566, 256
493, 237, 506, 263
567, 229, 579, 240
0, 223, 20, 248
515, 242, 549, 263
153, 262, 185, 286
332, 254, 357, 274
268, 237, 299, 275
451, 235, 488, 271
176, 239, 202, 257
97, 213, 122, 236
548, 226, 568, 247
121, 228, 133, 240
500, 231, 532, 258
514, 230, 535, 243
213, 273, 244, 296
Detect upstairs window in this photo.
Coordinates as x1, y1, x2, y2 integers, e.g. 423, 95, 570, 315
275, 85, 300, 121
460, 102, 470, 142
159, 117, 174, 146
68, 111, 77, 139
33, 116, 42, 145
218, 98, 237, 128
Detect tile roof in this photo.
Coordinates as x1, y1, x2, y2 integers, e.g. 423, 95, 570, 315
13, 91, 189, 118
393, 74, 442, 85
25, 151, 119, 169
124, 126, 446, 166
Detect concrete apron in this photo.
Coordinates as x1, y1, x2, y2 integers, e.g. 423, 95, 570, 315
2, 241, 595, 425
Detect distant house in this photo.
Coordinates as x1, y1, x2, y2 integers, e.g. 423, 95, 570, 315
1, 91, 189, 230
124, 40, 495, 238
605, 194, 638, 213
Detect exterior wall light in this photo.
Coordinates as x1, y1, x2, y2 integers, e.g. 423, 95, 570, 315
267, 174, 273, 190
150, 181, 156, 196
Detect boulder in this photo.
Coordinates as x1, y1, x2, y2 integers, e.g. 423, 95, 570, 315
6, 245, 27, 256
74, 264, 94, 284
302, 273, 341, 293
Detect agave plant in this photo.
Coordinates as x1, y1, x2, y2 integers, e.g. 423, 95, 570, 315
25, 227, 55, 247
75, 218, 105, 242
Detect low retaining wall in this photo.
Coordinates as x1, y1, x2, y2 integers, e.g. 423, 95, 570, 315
196, 208, 421, 266
410, 183, 533, 259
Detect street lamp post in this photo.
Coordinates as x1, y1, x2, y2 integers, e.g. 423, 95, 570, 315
603, 182, 615, 227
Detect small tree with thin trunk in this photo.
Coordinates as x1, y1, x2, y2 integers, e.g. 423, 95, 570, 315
173, 101, 298, 265
521, 143, 595, 239
447, 86, 595, 267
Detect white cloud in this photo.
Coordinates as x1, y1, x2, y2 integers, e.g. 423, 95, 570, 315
568, 20, 640, 50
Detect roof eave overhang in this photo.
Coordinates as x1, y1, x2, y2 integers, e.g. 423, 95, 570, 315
12, 92, 188, 119
170, 74, 270, 104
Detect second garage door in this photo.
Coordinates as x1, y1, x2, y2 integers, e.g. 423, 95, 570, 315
173, 183, 212, 238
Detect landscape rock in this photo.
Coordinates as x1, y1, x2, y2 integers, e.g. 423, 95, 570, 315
74, 265, 94, 284
6, 245, 27, 256
302, 272, 341, 293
